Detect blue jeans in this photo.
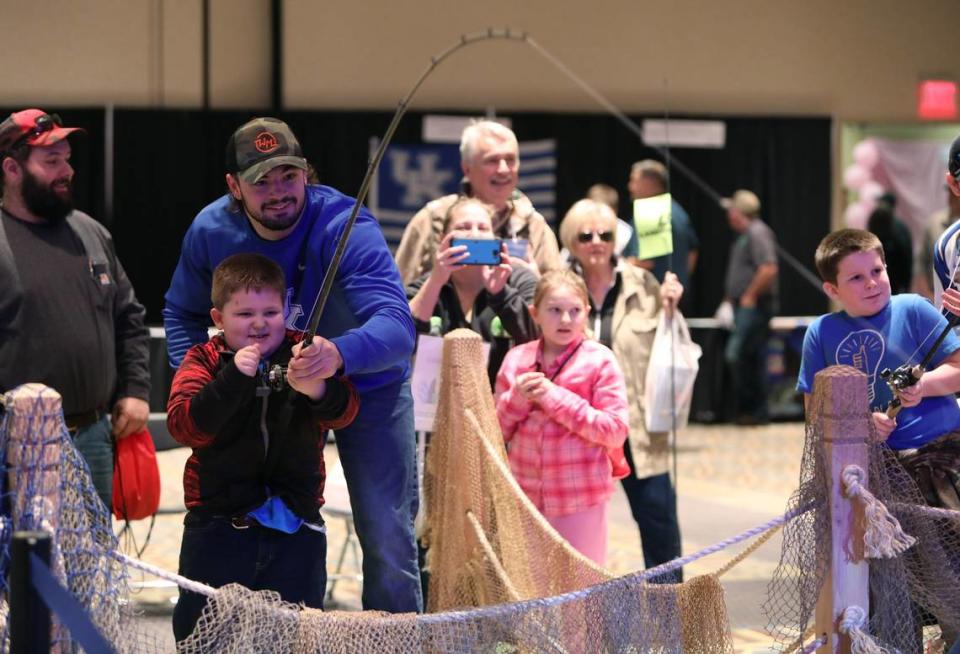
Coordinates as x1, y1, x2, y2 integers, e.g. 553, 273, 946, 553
724, 305, 772, 421
72, 416, 113, 510
172, 515, 327, 643
620, 445, 682, 584
333, 379, 422, 612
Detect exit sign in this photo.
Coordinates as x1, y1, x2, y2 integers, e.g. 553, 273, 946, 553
918, 79, 958, 120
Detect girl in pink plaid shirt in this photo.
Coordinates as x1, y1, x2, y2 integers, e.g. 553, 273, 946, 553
495, 270, 630, 565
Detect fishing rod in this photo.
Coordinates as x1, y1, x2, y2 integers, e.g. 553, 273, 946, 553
267, 27, 837, 389
883, 313, 960, 418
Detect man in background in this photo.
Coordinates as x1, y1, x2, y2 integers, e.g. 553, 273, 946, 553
394, 120, 560, 283
720, 189, 778, 425
623, 159, 699, 294
0, 108, 150, 508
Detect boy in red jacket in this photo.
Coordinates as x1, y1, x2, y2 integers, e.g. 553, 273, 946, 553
167, 253, 358, 643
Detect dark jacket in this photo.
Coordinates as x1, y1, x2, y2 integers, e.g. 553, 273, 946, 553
406, 266, 538, 387
166, 332, 359, 521
0, 209, 149, 414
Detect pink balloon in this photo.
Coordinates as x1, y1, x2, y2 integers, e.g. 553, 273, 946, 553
843, 164, 870, 191
852, 140, 880, 171
859, 180, 885, 202
844, 201, 870, 229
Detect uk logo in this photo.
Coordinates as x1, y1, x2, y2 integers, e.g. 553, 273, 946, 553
388, 150, 454, 208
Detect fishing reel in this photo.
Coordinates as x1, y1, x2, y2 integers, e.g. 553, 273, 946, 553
256, 363, 289, 396
880, 364, 922, 418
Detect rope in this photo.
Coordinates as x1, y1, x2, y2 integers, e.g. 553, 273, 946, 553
715, 520, 783, 578
800, 634, 829, 654
636, 501, 817, 583
890, 501, 960, 521
838, 605, 890, 653
841, 464, 916, 558
113, 551, 216, 598
421, 500, 816, 624
112, 501, 816, 626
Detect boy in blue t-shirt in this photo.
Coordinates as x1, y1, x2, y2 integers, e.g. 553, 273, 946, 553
798, 229, 960, 450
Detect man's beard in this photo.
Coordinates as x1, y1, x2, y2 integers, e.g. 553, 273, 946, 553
242, 194, 302, 233
22, 168, 73, 224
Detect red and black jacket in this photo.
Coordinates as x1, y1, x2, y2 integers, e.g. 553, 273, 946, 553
167, 332, 358, 522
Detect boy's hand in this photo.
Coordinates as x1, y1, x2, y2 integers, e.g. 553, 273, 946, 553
234, 344, 262, 377
516, 371, 548, 401
943, 288, 960, 317
290, 336, 343, 380
871, 411, 896, 441
896, 375, 924, 408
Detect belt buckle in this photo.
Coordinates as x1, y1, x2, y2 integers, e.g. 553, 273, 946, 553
231, 516, 254, 530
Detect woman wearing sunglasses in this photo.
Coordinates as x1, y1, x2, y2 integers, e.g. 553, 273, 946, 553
559, 198, 684, 583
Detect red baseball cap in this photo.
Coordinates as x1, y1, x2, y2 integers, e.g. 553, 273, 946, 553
0, 109, 83, 153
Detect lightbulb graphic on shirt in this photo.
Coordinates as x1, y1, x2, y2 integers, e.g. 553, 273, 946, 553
835, 329, 885, 405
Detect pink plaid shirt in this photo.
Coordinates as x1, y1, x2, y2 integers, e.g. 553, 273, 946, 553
495, 336, 629, 517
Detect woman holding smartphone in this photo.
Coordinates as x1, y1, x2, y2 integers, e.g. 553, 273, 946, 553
407, 196, 538, 388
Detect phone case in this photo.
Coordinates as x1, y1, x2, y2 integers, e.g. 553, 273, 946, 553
452, 238, 502, 265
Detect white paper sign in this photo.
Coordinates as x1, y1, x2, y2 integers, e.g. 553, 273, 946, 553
411, 334, 490, 432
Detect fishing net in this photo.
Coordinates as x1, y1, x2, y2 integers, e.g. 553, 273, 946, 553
0, 383, 159, 652
178, 329, 735, 652
764, 365, 960, 652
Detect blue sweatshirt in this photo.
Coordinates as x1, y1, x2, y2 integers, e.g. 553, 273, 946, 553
163, 185, 414, 394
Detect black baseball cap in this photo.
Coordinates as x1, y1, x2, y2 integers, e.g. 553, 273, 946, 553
225, 117, 307, 184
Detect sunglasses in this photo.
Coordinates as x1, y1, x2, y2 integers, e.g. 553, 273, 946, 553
20, 113, 61, 144
577, 230, 615, 244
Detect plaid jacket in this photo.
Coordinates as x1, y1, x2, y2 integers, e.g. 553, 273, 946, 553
167, 332, 358, 521
495, 336, 629, 517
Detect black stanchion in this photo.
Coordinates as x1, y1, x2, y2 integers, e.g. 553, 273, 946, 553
10, 530, 51, 654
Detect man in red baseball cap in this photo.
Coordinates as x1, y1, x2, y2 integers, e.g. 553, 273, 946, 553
0, 108, 151, 509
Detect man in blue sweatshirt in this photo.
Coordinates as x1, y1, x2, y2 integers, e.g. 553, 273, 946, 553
163, 117, 421, 612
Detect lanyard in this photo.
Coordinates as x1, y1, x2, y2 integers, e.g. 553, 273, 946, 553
536, 339, 585, 382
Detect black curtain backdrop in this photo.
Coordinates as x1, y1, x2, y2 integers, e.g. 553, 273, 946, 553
15, 107, 830, 324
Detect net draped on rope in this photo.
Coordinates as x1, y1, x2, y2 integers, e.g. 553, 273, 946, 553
180, 329, 736, 653
763, 365, 960, 652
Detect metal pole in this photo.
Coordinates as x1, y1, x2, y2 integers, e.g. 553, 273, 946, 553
202, 0, 210, 110
10, 531, 52, 654
271, 0, 282, 112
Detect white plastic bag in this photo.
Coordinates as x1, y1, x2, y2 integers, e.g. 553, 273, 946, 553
644, 310, 702, 433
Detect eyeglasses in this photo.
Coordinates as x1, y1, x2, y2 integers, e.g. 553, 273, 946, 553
24, 113, 61, 141
577, 230, 614, 244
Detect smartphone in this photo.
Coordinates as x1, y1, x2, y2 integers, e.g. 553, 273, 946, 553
505, 238, 529, 259
451, 238, 502, 265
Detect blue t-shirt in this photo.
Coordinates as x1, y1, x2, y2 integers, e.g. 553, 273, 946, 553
797, 294, 960, 450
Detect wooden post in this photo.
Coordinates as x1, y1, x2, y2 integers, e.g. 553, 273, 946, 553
812, 366, 870, 654
3, 384, 63, 529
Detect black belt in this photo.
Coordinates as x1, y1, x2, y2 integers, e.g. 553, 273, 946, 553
64, 408, 106, 433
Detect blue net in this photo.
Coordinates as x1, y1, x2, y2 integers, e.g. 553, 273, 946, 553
0, 383, 148, 652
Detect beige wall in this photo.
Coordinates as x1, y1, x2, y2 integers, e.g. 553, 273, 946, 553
2, 0, 957, 121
